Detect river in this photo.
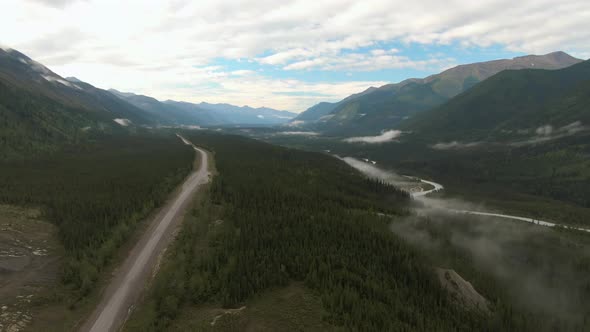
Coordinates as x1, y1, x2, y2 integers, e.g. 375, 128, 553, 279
341, 156, 590, 233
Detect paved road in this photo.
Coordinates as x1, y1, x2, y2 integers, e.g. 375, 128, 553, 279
80, 135, 210, 332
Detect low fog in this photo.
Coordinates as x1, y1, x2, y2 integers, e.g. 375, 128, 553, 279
391, 211, 590, 322
430, 140, 483, 150
341, 156, 590, 322
275, 131, 320, 136
343, 130, 402, 143
339, 156, 414, 187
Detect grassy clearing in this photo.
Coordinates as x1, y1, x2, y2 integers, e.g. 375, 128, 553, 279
0, 205, 60, 332
168, 283, 339, 332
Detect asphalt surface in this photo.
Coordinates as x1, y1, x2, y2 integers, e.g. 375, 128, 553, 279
80, 135, 209, 332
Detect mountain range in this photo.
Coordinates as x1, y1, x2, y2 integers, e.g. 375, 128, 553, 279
108, 90, 296, 127
2, 46, 588, 159
400, 59, 590, 144
0, 48, 294, 157
293, 52, 582, 135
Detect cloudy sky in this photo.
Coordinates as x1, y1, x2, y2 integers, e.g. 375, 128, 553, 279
1, 0, 588, 112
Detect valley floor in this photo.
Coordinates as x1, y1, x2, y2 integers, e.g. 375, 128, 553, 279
166, 283, 338, 332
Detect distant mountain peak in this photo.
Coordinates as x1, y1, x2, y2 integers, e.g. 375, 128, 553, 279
512, 51, 578, 62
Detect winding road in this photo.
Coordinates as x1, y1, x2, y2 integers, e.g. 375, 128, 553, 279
343, 156, 590, 233
80, 135, 210, 332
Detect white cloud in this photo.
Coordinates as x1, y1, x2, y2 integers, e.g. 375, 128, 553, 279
26, 0, 80, 8
257, 48, 313, 65
535, 125, 553, 136
284, 120, 306, 127
340, 156, 412, 186
560, 121, 586, 134
1, 0, 588, 111
284, 51, 455, 72
431, 122, 588, 149
511, 121, 588, 146
230, 70, 256, 76
276, 47, 455, 72
431, 141, 483, 150
42, 74, 81, 89
284, 58, 328, 70
113, 118, 131, 126
343, 130, 403, 143
276, 131, 320, 136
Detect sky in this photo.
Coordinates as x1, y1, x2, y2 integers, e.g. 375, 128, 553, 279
1, 0, 589, 112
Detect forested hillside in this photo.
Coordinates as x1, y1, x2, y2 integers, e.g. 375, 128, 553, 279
0, 78, 96, 159
0, 48, 156, 159
402, 59, 590, 141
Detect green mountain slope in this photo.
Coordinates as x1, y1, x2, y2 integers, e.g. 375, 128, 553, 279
0, 78, 96, 158
291, 87, 378, 123
295, 52, 581, 135
0, 48, 161, 158
402, 59, 590, 142
0, 49, 152, 124
292, 102, 338, 122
